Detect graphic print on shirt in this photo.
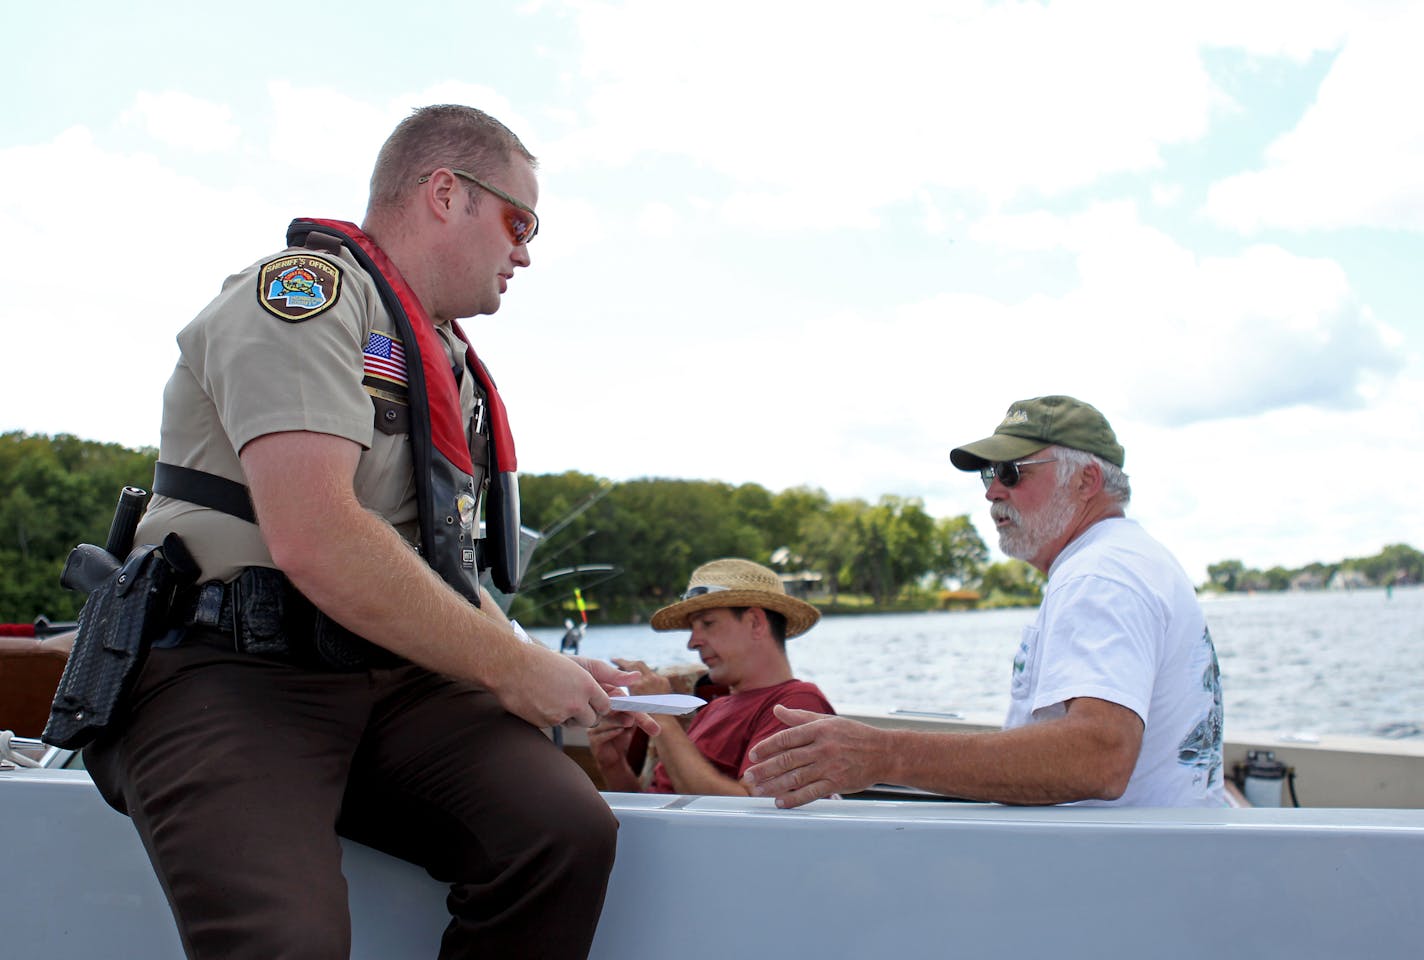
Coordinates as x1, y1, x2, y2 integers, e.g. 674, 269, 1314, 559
1010, 627, 1036, 699
256, 254, 342, 321
1176, 626, 1224, 786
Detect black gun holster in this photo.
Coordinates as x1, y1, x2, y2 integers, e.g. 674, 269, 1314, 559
43, 534, 198, 750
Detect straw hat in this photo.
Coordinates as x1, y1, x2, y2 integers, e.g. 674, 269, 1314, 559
649, 558, 821, 639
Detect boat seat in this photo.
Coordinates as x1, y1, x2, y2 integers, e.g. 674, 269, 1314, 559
0, 631, 74, 738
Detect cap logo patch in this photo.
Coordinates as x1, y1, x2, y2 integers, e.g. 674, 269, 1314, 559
1001, 409, 1030, 427
258, 255, 343, 322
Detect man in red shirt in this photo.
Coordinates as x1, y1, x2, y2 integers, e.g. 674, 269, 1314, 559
590, 558, 834, 795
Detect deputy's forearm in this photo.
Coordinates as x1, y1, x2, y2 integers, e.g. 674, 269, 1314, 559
239, 431, 577, 715
268, 489, 529, 690
651, 719, 751, 796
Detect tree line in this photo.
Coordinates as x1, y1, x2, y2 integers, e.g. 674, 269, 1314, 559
1204, 544, 1422, 594
511, 470, 1030, 624
2, 433, 1033, 625
9, 433, 1415, 628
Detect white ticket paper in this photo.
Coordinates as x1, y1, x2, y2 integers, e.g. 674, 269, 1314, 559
608, 694, 707, 715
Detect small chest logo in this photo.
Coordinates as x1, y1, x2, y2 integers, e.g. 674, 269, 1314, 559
257, 255, 343, 322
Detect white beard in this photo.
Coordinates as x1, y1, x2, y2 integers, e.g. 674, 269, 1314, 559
993, 495, 1076, 562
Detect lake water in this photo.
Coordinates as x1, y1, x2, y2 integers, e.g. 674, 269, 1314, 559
528, 584, 1424, 740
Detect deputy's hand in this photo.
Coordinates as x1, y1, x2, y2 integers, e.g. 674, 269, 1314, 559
490, 642, 621, 729
611, 658, 674, 696
568, 657, 660, 735
742, 705, 883, 808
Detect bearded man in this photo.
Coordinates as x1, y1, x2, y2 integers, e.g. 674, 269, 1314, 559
743, 396, 1224, 808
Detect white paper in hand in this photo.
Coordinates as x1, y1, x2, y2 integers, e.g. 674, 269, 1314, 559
608, 694, 706, 715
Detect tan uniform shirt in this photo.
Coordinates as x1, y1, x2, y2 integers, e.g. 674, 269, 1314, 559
136, 240, 476, 582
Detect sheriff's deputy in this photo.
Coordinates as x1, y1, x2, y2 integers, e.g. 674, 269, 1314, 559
86, 105, 652, 960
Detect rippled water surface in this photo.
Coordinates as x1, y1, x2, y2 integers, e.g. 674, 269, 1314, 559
531, 584, 1423, 739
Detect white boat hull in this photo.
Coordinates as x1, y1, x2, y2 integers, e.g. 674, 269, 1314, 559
4, 766, 1422, 959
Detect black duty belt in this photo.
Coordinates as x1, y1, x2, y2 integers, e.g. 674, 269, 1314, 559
174, 567, 403, 672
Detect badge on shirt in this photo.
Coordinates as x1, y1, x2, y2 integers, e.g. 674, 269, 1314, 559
257, 255, 343, 322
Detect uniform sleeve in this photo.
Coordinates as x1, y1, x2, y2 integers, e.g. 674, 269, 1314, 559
179, 252, 376, 454
1031, 574, 1161, 723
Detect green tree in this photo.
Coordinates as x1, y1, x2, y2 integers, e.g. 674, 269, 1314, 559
1260, 566, 1292, 592
931, 515, 988, 587
1206, 559, 1245, 592
979, 559, 1044, 607
799, 499, 865, 604
767, 485, 830, 568
0, 432, 157, 622
1354, 544, 1423, 586
845, 496, 937, 604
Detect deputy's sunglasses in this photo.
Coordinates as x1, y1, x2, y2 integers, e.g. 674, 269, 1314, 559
980, 457, 1057, 490
417, 168, 539, 244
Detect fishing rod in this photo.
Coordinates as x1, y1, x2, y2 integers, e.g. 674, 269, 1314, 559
522, 528, 601, 581
536, 480, 613, 545
519, 563, 622, 616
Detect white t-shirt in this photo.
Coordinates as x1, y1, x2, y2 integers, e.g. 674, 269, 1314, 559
1004, 518, 1225, 807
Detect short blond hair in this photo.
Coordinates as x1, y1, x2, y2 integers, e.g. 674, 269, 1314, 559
366, 104, 536, 214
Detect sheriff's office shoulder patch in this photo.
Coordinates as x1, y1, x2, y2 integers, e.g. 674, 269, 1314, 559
257, 254, 343, 322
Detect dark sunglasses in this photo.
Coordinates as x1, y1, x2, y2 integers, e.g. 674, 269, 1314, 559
979, 457, 1057, 490
417, 168, 539, 245
681, 584, 731, 601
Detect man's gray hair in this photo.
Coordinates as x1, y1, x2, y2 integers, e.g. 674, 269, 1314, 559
1051, 445, 1132, 507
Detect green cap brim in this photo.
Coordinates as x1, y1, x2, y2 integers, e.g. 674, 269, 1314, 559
949, 434, 1051, 471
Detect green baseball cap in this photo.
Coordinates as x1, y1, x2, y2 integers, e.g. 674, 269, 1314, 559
950, 395, 1125, 470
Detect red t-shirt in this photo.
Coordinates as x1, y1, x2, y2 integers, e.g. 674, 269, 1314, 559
647, 679, 834, 794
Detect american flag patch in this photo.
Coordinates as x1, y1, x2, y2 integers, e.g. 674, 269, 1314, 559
364, 331, 407, 385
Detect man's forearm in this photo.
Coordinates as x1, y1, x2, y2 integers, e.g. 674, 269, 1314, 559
651, 719, 751, 796
885, 702, 1142, 804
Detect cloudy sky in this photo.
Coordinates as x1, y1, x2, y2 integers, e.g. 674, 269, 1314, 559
4, 0, 1421, 583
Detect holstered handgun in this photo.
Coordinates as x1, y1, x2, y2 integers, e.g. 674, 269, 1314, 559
44, 486, 197, 750
60, 486, 151, 595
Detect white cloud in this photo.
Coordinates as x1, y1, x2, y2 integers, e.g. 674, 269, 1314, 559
0, 127, 286, 448
1205, 3, 1424, 232
5, 2, 1417, 587
635, 201, 682, 238
969, 202, 1404, 424
261, 81, 396, 182
554, 0, 1229, 217
1193, 0, 1354, 60
120, 91, 242, 153
1127, 373, 1424, 582
1150, 182, 1182, 208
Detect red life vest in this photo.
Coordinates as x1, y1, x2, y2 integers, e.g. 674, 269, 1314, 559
287, 218, 522, 599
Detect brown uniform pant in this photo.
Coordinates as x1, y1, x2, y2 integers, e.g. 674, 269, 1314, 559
86, 634, 618, 960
